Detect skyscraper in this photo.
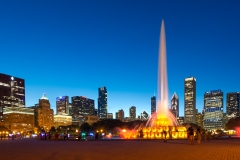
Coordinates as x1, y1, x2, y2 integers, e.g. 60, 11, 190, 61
171, 92, 179, 118
151, 96, 156, 115
226, 92, 240, 119
56, 96, 69, 115
107, 113, 113, 119
34, 94, 54, 131
141, 111, 149, 120
118, 109, 124, 121
0, 73, 25, 122
71, 96, 95, 126
129, 106, 136, 121
71, 96, 95, 116
184, 77, 196, 123
203, 90, 223, 130
98, 86, 107, 119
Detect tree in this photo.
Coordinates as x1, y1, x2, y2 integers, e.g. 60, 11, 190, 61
49, 126, 56, 133
80, 123, 92, 133
225, 117, 240, 130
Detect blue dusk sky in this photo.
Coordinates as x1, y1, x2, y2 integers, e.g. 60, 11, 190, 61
0, 0, 240, 118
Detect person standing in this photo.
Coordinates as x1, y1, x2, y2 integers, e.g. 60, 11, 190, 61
188, 127, 194, 145
163, 129, 167, 142
187, 127, 191, 144
139, 129, 143, 141
196, 127, 201, 144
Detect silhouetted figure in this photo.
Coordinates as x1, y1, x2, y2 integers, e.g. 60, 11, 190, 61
95, 132, 99, 140
55, 133, 59, 140
139, 129, 143, 141
78, 133, 82, 141
48, 133, 52, 140
196, 127, 201, 144
45, 133, 47, 140
188, 127, 194, 145
163, 129, 167, 142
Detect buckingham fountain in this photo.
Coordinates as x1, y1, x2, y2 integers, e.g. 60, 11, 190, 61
121, 20, 187, 139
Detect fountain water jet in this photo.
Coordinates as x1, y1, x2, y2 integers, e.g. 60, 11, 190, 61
120, 20, 187, 139
146, 20, 179, 127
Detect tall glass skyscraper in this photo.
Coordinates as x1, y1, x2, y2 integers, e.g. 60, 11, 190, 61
226, 92, 240, 119
129, 106, 136, 121
171, 92, 179, 118
0, 73, 25, 121
151, 96, 156, 115
56, 96, 69, 115
98, 86, 107, 119
184, 77, 196, 123
203, 90, 223, 130
71, 96, 95, 116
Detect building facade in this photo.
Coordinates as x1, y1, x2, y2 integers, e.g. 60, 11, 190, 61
203, 90, 224, 130
171, 92, 179, 118
71, 96, 95, 126
85, 115, 99, 125
141, 111, 149, 121
184, 77, 196, 123
34, 94, 54, 132
129, 106, 136, 121
71, 96, 95, 116
196, 112, 203, 128
3, 107, 34, 133
177, 117, 184, 125
56, 96, 69, 115
107, 113, 113, 119
0, 73, 25, 121
54, 114, 72, 128
98, 87, 107, 119
226, 92, 240, 119
118, 109, 124, 121
151, 96, 156, 115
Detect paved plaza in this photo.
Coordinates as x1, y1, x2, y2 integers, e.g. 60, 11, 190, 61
0, 138, 240, 160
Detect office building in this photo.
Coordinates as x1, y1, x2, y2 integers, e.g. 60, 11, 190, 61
56, 96, 69, 115
203, 90, 223, 130
196, 112, 203, 128
107, 113, 113, 119
0, 73, 25, 121
68, 103, 72, 115
71, 96, 95, 116
177, 117, 184, 125
71, 96, 95, 126
98, 87, 107, 119
141, 111, 149, 120
85, 115, 99, 125
171, 92, 179, 118
115, 112, 119, 119
34, 94, 54, 131
184, 77, 196, 123
54, 114, 72, 128
151, 96, 156, 115
117, 109, 124, 121
3, 107, 34, 133
226, 92, 240, 119
129, 106, 136, 121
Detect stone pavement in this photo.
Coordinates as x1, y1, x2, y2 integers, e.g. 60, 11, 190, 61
0, 138, 240, 160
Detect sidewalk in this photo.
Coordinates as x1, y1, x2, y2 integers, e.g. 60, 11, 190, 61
0, 138, 239, 160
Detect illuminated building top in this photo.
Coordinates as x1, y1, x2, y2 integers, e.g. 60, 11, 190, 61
41, 93, 48, 100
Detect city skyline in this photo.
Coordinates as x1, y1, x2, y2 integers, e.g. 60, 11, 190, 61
1, 1, 240, 118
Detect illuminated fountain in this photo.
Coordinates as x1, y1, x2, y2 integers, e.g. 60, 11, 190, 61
121, 20, 187, 139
